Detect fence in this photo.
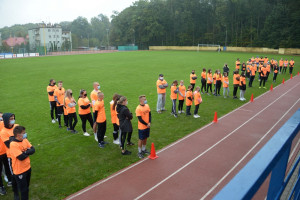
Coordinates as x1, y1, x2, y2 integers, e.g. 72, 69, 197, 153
213, 109, 300, 200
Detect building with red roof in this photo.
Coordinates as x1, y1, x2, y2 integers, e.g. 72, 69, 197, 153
4, 37, 27, 47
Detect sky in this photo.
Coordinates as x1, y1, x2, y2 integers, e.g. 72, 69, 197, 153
0, 0, 136, 28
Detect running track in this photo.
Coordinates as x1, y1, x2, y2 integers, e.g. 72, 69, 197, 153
66, 75, 300, 200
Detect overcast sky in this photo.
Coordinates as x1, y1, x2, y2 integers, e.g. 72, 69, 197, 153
0, 0, 136, 28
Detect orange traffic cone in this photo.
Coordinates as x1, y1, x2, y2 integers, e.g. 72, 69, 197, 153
297, 72, 299, 76
291, 74, 293, 79
212, 112, 218, 123
270, 84, 273, 91
148, 143, 158, 160
250, 93, 254, 102
282, 78, 285, 84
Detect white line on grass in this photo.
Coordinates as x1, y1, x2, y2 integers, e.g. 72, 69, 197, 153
134, 82, 300, 200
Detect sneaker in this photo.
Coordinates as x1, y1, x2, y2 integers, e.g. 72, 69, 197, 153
59, 125, 62, 128
71, 130, 78, 134
83, 132, 90, 137
7, 181, 12, 187
224, 96, 226, 98
138, 152, 144, 159
193, 114, 200, 118
142, 149, 150, 155
263, 87, 266, 89
259, 87, 261, 89
243, 98, 246, 101
94, 133, 98, 142
233, 96, 238, 99
186, 113, 191, 116
122, 150, 131, 155
66, 127, 70, 131
181, 110, 185, 113
178, 110, 181, 114
98, 143, 105, 148
127, 142, 135, 146
51, 119, 56, 123
157, 111, 162, 114
174, 114, 178, 118
0, 186, 6, 195
104, 135, 107, 138
113, 139, 120, 145
102, 141, 109, 145
239, 98, 243, 101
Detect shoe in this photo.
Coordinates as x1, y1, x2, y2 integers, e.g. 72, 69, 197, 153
4, 176, 8, 183
224, 96, 226, 98
263, 87, 266, 89
122, 150, 131, 155
162, 109, 167, 111
83, 132, 90, 137
56, 118, 58, 122
201, 92, 204, 94
59, 125, 62, 128
239, 98, 243, 101
218, 94, 221, 96
138, 152, 144, 159
7, 181, 11, 187
94, 133, 98, 142
178, 110, 181, 114
142, 149, 150, 155
127, 142, 135, 146
71, 130, 78, 134
113, 139, 120, 145
243, 98, 246, 101
181, 110, 185, 113
259, 87, 261, 89
104, 135, 107, 138
233, 96, 238, 99
66, 127, 70, 131
186, 113, 191, 116
101, 141, 109, 145
98, 143, 105, 148
174, 114, 178, 118
51, 119, 56, 123
194, 114, 200, 118
0, 186, 6, 195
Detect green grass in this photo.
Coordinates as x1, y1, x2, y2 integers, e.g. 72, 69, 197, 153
0, 51, 298, 199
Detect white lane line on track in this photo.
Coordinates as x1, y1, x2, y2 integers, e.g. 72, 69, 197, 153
200, 97, 300, 200
134, 82, 300, 200
288, 138, 300, 162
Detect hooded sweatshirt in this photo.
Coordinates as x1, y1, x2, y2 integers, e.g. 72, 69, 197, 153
116, 104, 133, 132
0, 113, 17, 157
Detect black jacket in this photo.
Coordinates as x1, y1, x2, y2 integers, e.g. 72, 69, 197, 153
116, 104, 133, 132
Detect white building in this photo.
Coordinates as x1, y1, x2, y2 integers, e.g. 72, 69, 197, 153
0, 32, 2, 46
28, 23, 72, 51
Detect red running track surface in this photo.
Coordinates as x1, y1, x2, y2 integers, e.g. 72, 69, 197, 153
66, 75, 300, 200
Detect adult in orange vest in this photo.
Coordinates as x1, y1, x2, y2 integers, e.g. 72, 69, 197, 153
266, 62, 271, 81
178, 80, 186, 114
156, 74, 168, 113
233, 70, 240, 99
273, 63, 279, 82
222, 72, 230, 98
239, 72, 246, 101
283, 59, 289, 74
259, 65, 268, 89
185, 85, 193, 116
64, 89, 78, 133
206, 69, 213, 95
246, 59, 251, 79
201, 68, 207, 94
94, 92, 108, 148
78, 89, 93, 137
249, 63, 256, 87
90, 82, 101, 141
193, 86, 202, 118
289, 59, 295, 75
213, 70, 218, 95
279, 58, 284, 74
110, 94, 121, 145
190, 70, 197, 91
215, 70, 222, 96
235, 58, 241, 72
170, 80, 179, 118
47, 79, 58, 123
54, 81, 67, 128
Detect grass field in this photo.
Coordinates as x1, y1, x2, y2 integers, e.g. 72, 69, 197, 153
0, 50, 298, 199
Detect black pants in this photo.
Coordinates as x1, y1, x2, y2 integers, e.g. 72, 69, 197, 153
233, 84, 239, 97
64, 115, 69, 127
260, 76, 266, 87
289, 67, 293, 74
68, 113, 78, 131
279, 66, 282, 72
194, 104, 199, 115
49, 101, 57, 120
266, 71, 270, 80
249, 76, 255, 87
191, 83, 195, 91
113, 123, 119, 140
171, 99, 177, 114
283, 67, 287, 74
273, 73, 278, 81
0, 154, 11, 187
207, 83, 212, 93
120, 131, 131, 150
178, 100, 184, 111
201, 78, 206, 92
8, 158, 19, 199
79, 113, 93, 132
186, 106, 191, 115
97, 121, 106, 143
216, 80, 222, 95
246, 71, 250, 78
15, 168, 31, 200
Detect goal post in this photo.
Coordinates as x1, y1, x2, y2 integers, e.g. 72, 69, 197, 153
197, 44, 221, 52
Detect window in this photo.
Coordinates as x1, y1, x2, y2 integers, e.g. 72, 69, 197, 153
49, 35, 51, 38
48, 29, 51, 32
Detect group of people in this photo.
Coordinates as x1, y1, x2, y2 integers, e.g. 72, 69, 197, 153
47, 80, 152, 159
0, 112, 35, 199
155, 56, 295, 118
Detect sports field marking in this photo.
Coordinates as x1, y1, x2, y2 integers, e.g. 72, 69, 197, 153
200, 97, 300, 200
67, 77, 296, 199
134, 82, 300, 200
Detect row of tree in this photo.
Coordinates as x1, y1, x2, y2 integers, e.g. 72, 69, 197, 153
1, 0, 299, 51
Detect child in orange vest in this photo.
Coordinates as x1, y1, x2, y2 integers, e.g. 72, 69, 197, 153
223, 72, 230, 98
193, 86, 202, 118
239, 72, 246, 101
170, 80, 179, 118
185, 85, 193, 116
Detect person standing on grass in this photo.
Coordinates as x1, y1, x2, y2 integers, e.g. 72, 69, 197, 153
259, 65, 268, 89
279, 58, 284, 74
156, 74, 168, 113
213, 70, 217, 95
110, 94, 121, 145
185, 85, 193, 116
10, 126, 35, 200
222, 72, 230, 98
216, 70, 222, 96
206, 69, 213, 95
47, 79, 58, 124
64, 89, 78, 133
289, 59, 295, 75
233, 70, 240, 99
0, 113, 19, 198
190, 70, 197, 91
178, 80, 186, 114
90, 82, 101, 141
249, 63, 256, 87
241, 62, 246, 73
170, 80, 179, 118
78, 89, 94, 137
239, 72, 246, 101
223, 63, 229, 75
201, 68, 207, 94
273, 63, 279, 82
135, 95, 151, 159
266, 62, 271, 81
116, 96, 133, 155
235, 58, 241, 73
246, 60, 251, 79
283, 59, 288, 74
193, 86, 202, 118
54, 81, 66, 128
94, 92, 108, 148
